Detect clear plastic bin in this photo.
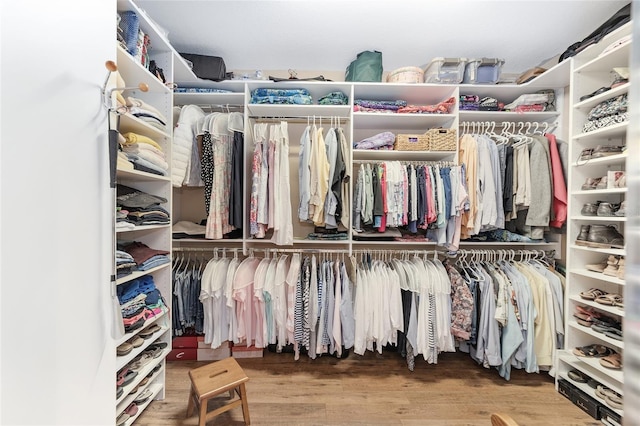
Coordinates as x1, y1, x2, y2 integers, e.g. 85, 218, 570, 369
463, 58, 505, 84
423, 57, 467, 84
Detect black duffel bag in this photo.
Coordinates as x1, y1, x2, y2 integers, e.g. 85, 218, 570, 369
559, 3, 630, 62
179, 53, 229, 81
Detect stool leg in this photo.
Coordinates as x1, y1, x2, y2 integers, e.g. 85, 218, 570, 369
239, 383, 250, 425
198, 398, 208, 426
187, 388, 195, 417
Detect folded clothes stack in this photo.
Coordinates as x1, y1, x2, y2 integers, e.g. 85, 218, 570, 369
250, 88, 312, 105
353, 131, 396, 150
318, 91, 348, 105
116, 250, 137, 278
120, 241, 170, 272
117, 275, 168, 333
120, 132, 168, 176
116, 185, 170, 228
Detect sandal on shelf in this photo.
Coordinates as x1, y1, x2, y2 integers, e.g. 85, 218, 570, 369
595, 293, 624, 308
587, 378, 600, 389
595, 384, 619, 400
605, 394, 624, 410
573, 344, 615, 358
575, 305, 602, 318
567, 369, 590, 383
604, 328, 623, 341
600, 352, 623, 369
580, 288, 607, 301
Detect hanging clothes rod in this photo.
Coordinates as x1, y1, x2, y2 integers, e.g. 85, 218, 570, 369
352, 159, 456, 166
256, 247, 350, 254
249, 116, 349, 124
177, 103, 245, 110
172, 247, 242, 253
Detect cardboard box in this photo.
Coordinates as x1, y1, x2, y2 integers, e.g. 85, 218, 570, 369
232, 345, 263, 358
197, 347, 231, 361
167, 348, 198, 361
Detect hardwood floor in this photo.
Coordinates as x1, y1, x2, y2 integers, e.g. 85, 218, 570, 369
135, 349, 599, 426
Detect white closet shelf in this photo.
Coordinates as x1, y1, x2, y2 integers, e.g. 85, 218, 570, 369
122, 382, 164, 426
570, 188, 627, 196
352, 149, 456, 162
353, 112, 456, 131
574, 41, 631, 74
458, 110, 560, 123
569, 216, 627, 222
117, 224, 171, 234
116, 326, 170, 371
557, 371, 624, 417
571, 122, 628, 141
116, 46, 170, 94
565, 351, 624, 386
172, 238, 243, 244
569, 269, 625, 286
571, 152, 627, 167
116, 263, 171, 286
574, 83, 630, 110
569, 295, 625, 319
116, 308, 168, 347
351, 240, 436, 247
117, 168, 171, 182
569, 245, 625, 257
116, 353, 169, 408
120, 113, 171, 141
247, 104, 351, 118
173, 91, 245, 107
352, 82, 456, 104
568, 320, 623, 350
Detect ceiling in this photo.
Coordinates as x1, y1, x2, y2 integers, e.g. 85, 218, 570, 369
136, 0, 630, 77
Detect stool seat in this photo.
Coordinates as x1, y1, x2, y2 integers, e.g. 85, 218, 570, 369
187, 357, 250, 425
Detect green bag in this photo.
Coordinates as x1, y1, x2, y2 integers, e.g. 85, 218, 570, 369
345, 50, 383, 82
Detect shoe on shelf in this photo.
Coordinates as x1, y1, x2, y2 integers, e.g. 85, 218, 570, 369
614, 172, 626, 188
595, 176, 608, 190
603, 263, 619, 277
614, 201, 626, 217
581, 177, 601, 190
616, 257, 625, 280
596, 202, 617, 216
591, 145, 624, 158
586, 225, 625, 249
585, 258, 607, 273
581, 203, 599, 216
576, 225, 591, 246
578, 148, 594, 161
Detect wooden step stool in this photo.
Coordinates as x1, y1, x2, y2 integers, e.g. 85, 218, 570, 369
187, 357, 250, 425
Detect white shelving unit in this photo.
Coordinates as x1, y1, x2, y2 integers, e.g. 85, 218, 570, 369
114, 1, 174, 424
557, 22, 631, 422
167, 56, 572, 254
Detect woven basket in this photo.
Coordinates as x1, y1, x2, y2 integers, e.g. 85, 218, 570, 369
426, 128, 457, 151
395, 134, 430, 151
386, 66, 424, 84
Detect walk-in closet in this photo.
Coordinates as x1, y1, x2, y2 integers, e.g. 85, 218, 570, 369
1, 1, 638, 426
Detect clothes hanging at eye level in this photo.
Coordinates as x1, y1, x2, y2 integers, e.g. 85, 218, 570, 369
172, 107, 244, 239
296, 123, 350, 232
458, 129, 568, 242
351, 161, 466, 251
249, 121, 293, 245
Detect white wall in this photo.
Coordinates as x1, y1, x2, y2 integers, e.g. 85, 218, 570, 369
1, 1, 115, 424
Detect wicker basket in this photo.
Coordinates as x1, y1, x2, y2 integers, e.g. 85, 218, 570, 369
426, 128, 457, 151
386, 66, 424, 84
395, 134, 430, 151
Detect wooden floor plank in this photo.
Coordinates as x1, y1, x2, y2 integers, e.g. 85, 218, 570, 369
133, 349, 598, 425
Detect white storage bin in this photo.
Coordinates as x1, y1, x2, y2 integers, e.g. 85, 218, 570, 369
423, 57, 467, 84
463, 58, 505, 84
